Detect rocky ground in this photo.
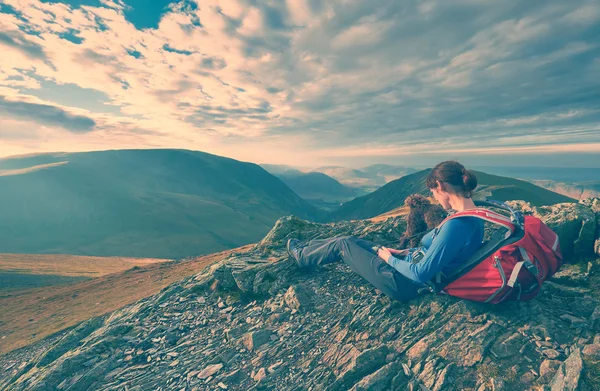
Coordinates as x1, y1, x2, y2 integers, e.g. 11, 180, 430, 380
2, 199, 600, 391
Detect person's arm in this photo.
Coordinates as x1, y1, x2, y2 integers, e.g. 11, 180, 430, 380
388, 248, 410, 256
420, 228, 436, 247
385, 219, 467, 284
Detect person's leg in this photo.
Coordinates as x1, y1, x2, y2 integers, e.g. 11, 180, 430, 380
296, 236, 421, 301
294, 236, 350, 268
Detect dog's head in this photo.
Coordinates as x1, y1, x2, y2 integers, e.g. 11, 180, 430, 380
404, 193, 431, 210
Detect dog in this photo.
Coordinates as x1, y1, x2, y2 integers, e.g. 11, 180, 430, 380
398, 194, 447, 248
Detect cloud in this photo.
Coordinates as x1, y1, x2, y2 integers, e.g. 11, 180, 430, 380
0, 95, 96, 132
0, 0, 598, 167
0, 30, 48, 60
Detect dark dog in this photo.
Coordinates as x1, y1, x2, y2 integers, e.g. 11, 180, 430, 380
398, 194, 447, 248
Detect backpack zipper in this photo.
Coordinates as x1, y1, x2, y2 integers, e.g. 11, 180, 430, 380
485, 256, 507, 303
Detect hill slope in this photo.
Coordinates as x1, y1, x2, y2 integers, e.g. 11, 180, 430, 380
328, 169, 576, 221
0, 149, 322, 258
2, 203, 599, 391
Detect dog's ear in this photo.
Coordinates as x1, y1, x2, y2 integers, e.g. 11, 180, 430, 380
424, 204, 447, 228
404, 193, 430, 209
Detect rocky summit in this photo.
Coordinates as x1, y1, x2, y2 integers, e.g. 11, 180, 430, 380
2, 199, 600, 391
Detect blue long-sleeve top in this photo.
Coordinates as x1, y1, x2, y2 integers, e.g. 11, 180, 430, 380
387, 217, 485, 285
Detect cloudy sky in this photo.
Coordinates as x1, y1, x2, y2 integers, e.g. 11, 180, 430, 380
0, 0, 599, 168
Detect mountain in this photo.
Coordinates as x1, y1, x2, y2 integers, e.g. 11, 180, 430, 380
529, 180, 600, 201
260, 165, 360, 210
277, 172, 355, 198
327, 169, 576, 221
0, 149, 323, 259
274, 171, 357, 211
3, 201, 599, 390
470, 166, 600, 183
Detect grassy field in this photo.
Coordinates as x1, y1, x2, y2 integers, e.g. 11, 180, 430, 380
0, 245, 254, 355
0, 253, 170, 277
0, 272, 90, 291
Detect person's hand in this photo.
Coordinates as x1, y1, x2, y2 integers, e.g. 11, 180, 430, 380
377, 246, 393, 263
388, 248, 410, 256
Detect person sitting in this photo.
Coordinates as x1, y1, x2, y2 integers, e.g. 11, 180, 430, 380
286, 160, 485, 302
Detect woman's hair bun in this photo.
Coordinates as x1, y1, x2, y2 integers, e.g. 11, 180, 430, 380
462, 169, 477, 191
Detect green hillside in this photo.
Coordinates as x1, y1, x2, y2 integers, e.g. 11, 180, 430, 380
0, 149, 323, 258
327, 169, 576, 221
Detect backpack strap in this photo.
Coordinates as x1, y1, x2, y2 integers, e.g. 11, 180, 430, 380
432, 207, 516, 240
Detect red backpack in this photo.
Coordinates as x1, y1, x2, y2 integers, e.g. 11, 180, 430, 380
424, 200, 563, 304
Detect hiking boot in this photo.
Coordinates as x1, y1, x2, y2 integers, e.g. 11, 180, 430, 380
286, 238, 305, 265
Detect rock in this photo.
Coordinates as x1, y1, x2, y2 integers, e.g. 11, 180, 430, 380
538, 202, 596, 261
198, 363, 223, 379
550, 264, 589, 286
225, 326, 247, 342
490, 378, 505, 391
242, 330, 273, 351
539, 360, 561, 382
222, 369, 245, 384
550, 348, 583, 391
347, 362, 402, 391
326, 346, 388, 391
582, 344, 600, 358
489, 332, 527, 358
542, 349, 561, 359
253, 367, 267, 382
218, 348, 238, 364
284, 285, 314, 310
580, 198, 600, 257
591, 306, 600, 332
559, 314, 587, 327
521, 371, 536, 383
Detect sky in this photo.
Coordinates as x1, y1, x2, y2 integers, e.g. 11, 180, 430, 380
0, 0, 599, 168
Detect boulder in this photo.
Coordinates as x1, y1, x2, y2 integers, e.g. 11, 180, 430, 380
550, 348, 583, 391
506, 200, 597, 261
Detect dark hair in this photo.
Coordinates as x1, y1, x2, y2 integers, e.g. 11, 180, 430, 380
426, 160, 478, 198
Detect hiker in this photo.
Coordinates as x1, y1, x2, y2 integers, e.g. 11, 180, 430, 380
286, 161, 485, 302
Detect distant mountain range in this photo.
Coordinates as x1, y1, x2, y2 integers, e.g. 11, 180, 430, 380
0, 149, 323, 258
528, 180, 600, 200
0, 150, 579, 258
273, 172, 358, 211
261, 163, 417, 194
315, 164, 418, 189
328, 169, 576, 221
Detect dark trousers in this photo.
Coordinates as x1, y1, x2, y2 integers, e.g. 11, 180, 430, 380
296, 235, 422, 302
